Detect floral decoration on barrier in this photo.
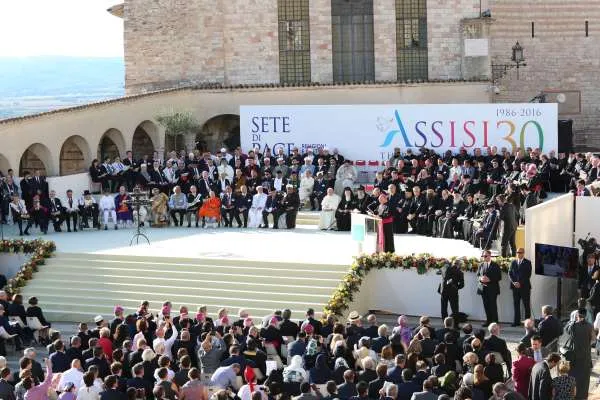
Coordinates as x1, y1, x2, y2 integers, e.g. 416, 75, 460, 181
323, 252, 512, 316
0, 239, 56, 295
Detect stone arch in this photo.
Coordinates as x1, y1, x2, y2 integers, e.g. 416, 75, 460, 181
132, 120, 158, 159
198, 114, 241, 152
0, 154, 11, 174
60, 135, 92, 176
19, 143, 54, 176
98, 128, 126, 161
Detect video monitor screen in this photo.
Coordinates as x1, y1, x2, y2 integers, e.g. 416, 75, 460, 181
534, 243, 579, 279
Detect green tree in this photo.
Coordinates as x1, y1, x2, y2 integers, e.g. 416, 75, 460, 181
156, 110, 201, 152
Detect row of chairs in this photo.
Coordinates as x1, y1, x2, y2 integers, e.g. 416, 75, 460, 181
0, 316, 49, 352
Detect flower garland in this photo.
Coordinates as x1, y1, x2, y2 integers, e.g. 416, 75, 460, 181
0, 239, 56, 295
323, 252, 512, 317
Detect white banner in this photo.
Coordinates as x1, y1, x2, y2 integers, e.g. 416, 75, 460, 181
240, 104, 558, 162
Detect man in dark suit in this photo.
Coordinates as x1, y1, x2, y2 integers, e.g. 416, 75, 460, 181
497, 194, 518, 257
220, 186, 236, 227
528, 353, 561, 400
337, 370, 357, 400
85, 346, 110, 379
278, 185, 300, 229
397, 369, 421, 400
537, 306, 562, 349
44, 190, 65, 232
438, 261, 465, 319
579, 254, 599, 299
477, 250, 502, 325
0, 367, 15, 400
122, 151, 140, 191
198, 171, 214, 198
262, 190, 280, 229
483, 323, 512, 367
508, 248, 532, 326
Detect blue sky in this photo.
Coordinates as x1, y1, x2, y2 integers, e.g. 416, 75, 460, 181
0, 0, 123, 57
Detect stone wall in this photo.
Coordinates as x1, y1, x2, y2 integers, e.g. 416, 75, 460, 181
123, 0, 489, 93
427, 0, 482, 80
489, 0, 600, 147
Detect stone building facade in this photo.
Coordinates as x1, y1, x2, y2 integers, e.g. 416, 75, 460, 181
123, 0, 486, 93
489, 0, 600, 146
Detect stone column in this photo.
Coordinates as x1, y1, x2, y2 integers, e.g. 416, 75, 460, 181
310, 0, 333, 83
374, 0, 397, 81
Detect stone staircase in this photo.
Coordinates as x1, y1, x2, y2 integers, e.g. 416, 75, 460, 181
295, 211, 320, 227
21, 252, 348, 323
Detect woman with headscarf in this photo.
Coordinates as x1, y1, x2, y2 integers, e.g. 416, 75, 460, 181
439, 371, 458, 396
392, 315, 412, 350
332, 347, 350, 385
283, 355, 308, 383
309, 354, 332, 384
335, 187, 356, 231
238, 366, 268, 400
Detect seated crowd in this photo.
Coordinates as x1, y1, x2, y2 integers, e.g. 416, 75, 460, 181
0, 300, 582, 400
1, 146, 599, 243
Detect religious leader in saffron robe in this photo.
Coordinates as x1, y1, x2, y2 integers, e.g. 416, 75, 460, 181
198, 190, 222, 225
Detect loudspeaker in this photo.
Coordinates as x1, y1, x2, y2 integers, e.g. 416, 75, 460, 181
558, 119, 573, 153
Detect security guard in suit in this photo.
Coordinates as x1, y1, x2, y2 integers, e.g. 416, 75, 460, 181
438, 261, 465, 319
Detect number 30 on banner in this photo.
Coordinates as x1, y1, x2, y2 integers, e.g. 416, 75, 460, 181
497, 120, 544, 152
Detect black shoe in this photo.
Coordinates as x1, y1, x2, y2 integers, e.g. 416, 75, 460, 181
104, 226, 108, 230
195, 223, 199, 227
273, 226, 278, 229
67, 228, 72, 233
511, 323, 520, 327
24, 232, 30, 236
187, 223, 191, 228
115, 225, 118, 230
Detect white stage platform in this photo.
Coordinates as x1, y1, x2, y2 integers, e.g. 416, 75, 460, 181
2, 224, 482, 263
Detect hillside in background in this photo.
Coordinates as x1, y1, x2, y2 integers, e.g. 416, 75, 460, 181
0, 56, 124, 119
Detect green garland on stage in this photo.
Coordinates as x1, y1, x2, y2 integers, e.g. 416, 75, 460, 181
0, 239, 56, 295
323, 252, 512, 317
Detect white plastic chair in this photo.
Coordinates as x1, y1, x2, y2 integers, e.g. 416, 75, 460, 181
9, 317, 25, 328
26, 316, 49, 343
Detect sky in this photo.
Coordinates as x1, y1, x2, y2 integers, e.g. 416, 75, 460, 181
0, 0, 123, 57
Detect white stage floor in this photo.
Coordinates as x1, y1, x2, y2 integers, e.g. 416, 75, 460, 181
2, 223, 483, 264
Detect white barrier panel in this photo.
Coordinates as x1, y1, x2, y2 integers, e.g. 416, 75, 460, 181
575, 197, 600, 245
47, 173, 91, 198
525, 193, 577, 314
240, 104, 558, 162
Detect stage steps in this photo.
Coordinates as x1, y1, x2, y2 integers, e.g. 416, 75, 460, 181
21, 252, 349, 323
295, 211, 320, 227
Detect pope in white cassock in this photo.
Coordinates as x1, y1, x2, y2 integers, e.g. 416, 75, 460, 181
319, 188, 341, 230
99, 190, 117, 230
334, 160, 358, 196
248, 186, 268, 228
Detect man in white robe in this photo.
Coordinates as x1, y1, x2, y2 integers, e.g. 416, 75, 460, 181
99, 189, 117, 230
319, 188, 341, 230
334, 160, 358, 196
248, 186, 268, 228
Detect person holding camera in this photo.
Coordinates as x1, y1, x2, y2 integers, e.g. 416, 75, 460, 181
438, 261, 465, 320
